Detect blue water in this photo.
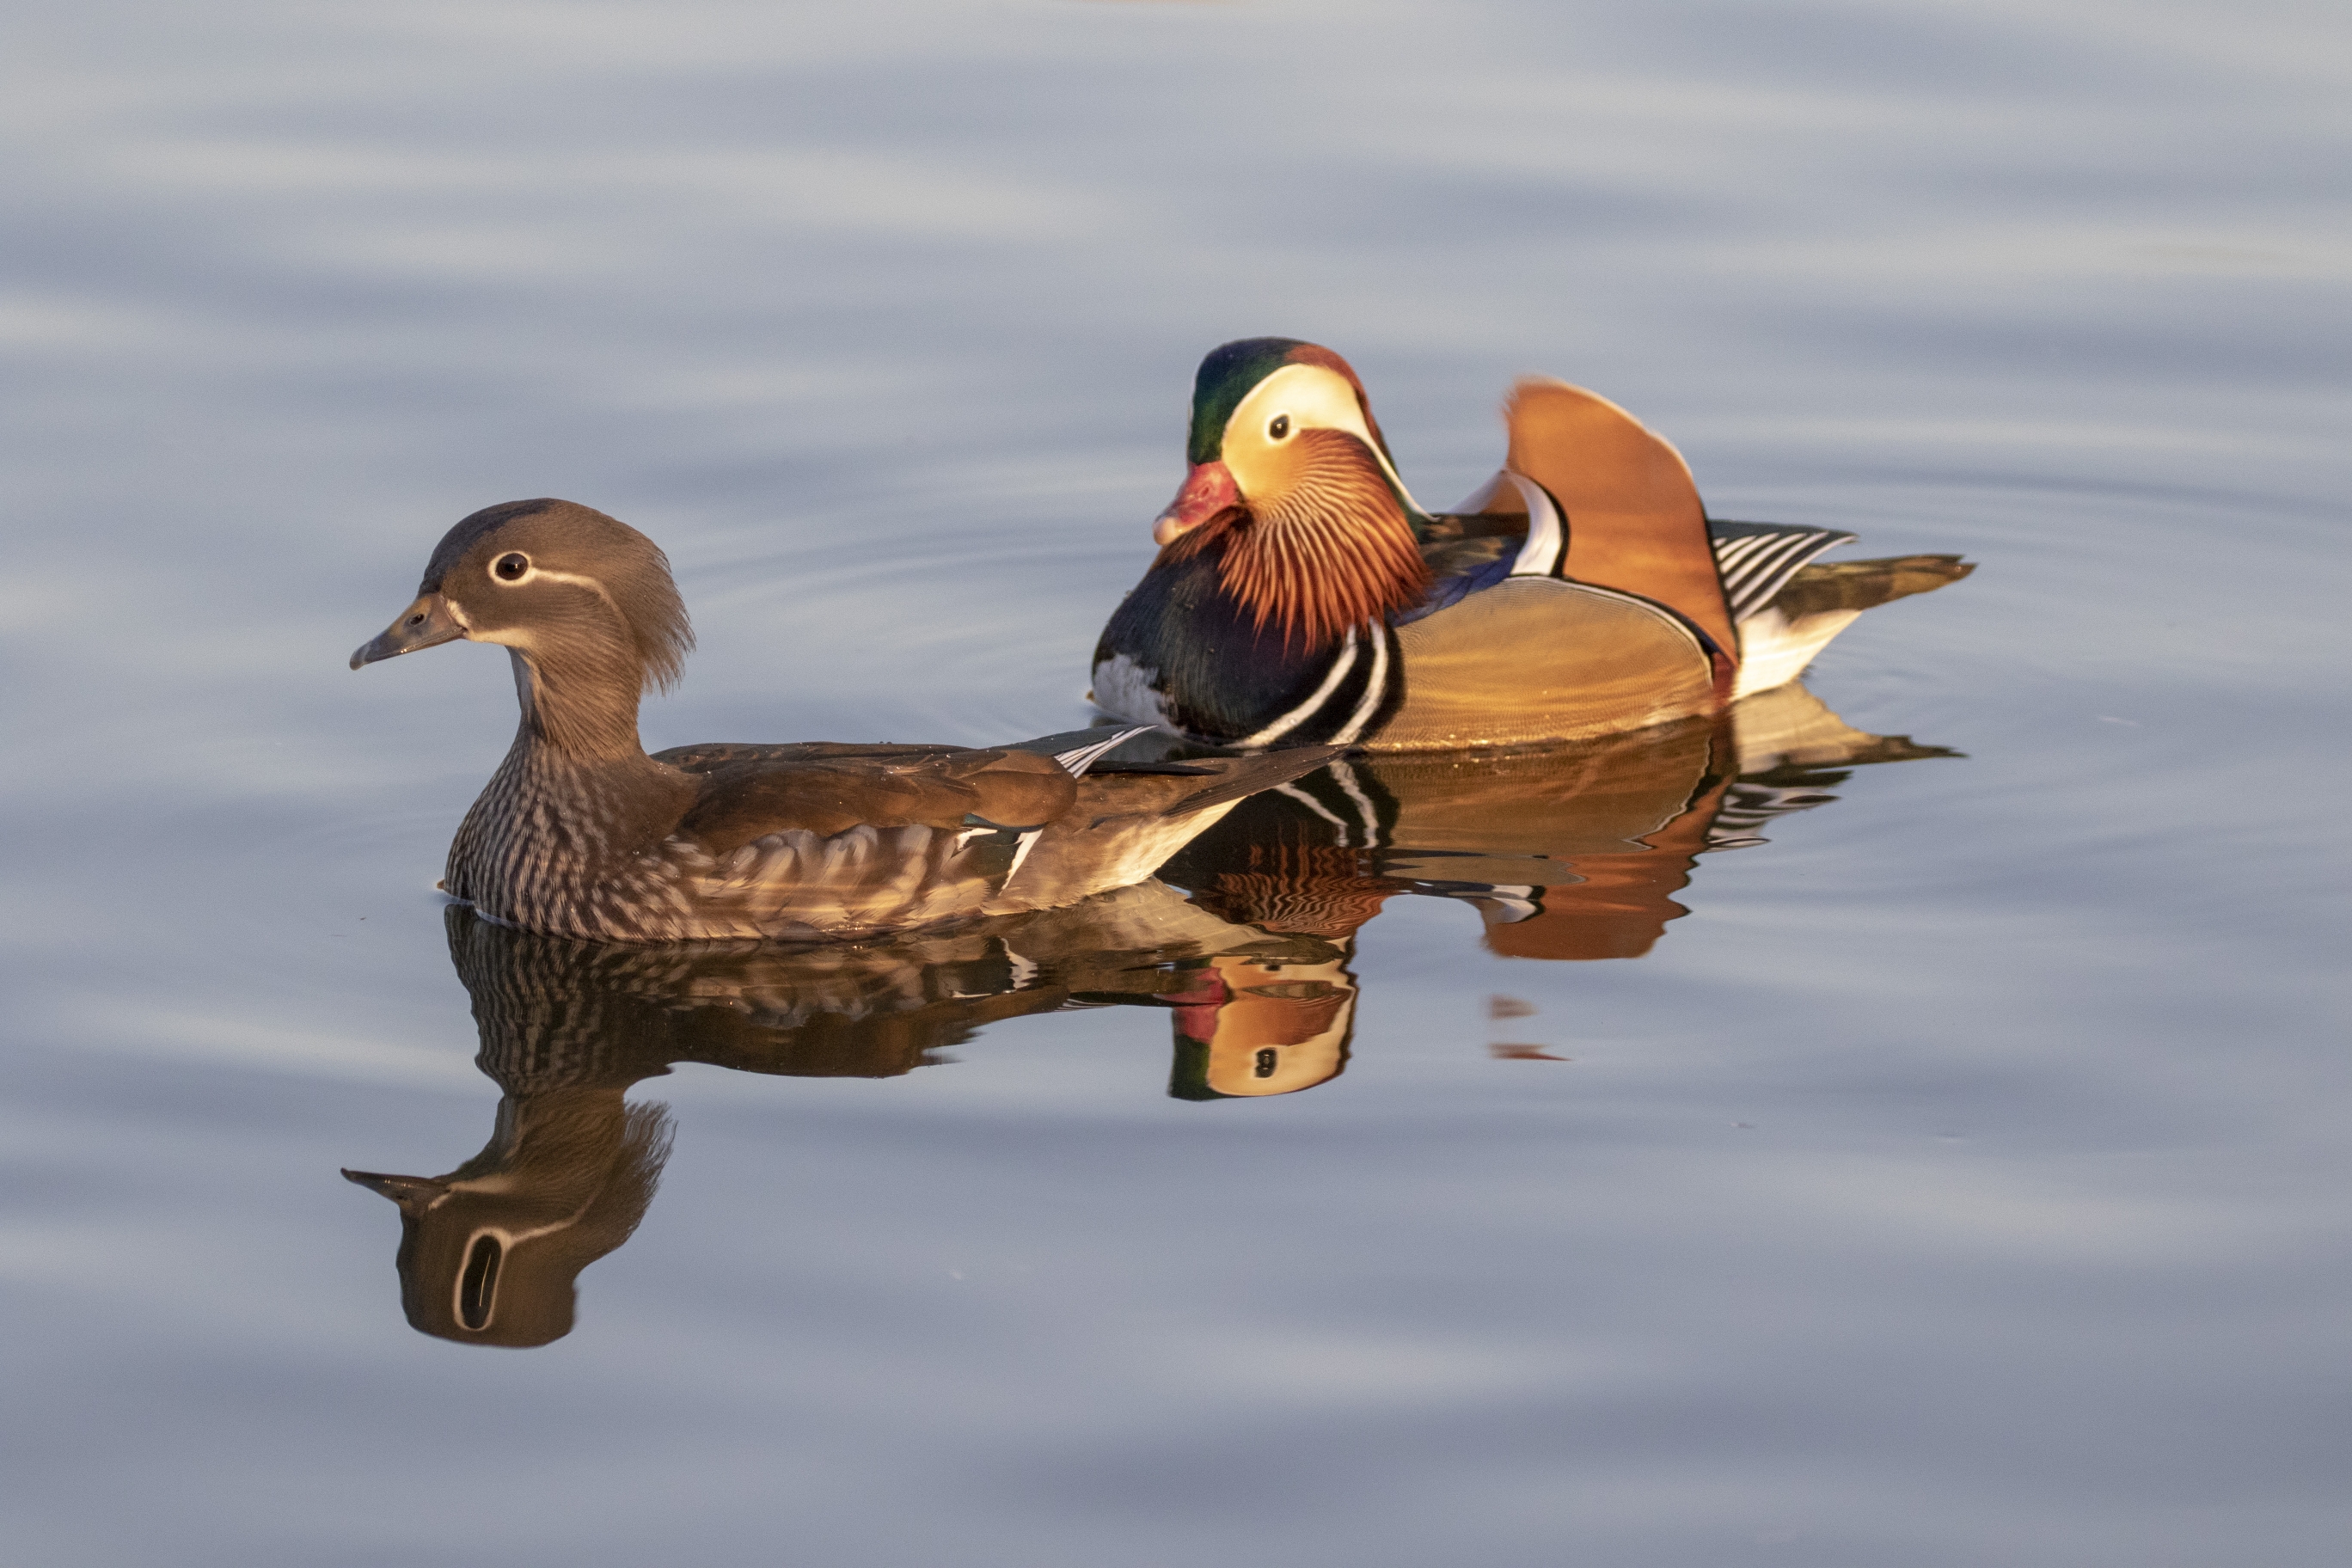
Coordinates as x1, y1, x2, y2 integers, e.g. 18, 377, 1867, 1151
3, 2, 2348, 1563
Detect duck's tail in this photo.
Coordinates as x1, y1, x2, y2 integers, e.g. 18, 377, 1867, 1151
1731, 554, 1975, 699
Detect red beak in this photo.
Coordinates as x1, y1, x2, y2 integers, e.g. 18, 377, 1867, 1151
1153, 461, 1241, 547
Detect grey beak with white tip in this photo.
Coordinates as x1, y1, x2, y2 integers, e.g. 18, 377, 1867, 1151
352, 594, 465, 670
341, 1167, 451, 1211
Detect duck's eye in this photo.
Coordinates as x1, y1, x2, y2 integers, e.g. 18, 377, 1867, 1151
1267, 413, 1292, 441
493, 553, 529, 582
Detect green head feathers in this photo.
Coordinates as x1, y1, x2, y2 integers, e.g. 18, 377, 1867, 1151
1185, 338, 1399, 471
1186, 338, 1314, 464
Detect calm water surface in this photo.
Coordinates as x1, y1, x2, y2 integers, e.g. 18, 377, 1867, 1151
4, 2, 2349, 1564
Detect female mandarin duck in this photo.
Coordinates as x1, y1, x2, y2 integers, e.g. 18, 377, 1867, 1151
352, 499, 1334, 944
1092, 338, 1971, 750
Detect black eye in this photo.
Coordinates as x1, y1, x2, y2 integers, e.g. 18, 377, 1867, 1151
493, 553, 529, 581
1267, 414, 1291, 440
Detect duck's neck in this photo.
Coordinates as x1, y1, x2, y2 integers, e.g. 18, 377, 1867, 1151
450, 1086, 634, 1199
445, 651, 695, 922
506, 643, 654, 763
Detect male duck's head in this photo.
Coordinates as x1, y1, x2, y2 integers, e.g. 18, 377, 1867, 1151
351, 499, 693, 694
1152, 338, 1430, 652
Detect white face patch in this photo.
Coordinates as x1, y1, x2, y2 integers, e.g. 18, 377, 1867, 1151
1222, 363, 1420, 511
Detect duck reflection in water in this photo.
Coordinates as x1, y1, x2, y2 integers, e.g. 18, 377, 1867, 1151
346, 682, 1950, 1344
344, 884, 1356, 1344
1160, 679, 1954, 962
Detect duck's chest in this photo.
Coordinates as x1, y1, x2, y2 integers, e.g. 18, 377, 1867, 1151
445, 755, 705, 941
1093, 556, 1403, 747
445, 753, 1009, 944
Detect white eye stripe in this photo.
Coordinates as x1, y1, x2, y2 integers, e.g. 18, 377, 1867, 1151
516, 565, 609, 592
1224, 364, 1421, 511
482, 554, 628, 628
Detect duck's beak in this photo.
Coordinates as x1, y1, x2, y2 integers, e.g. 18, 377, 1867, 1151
351, 594, 464, 670
341, 1168, 450, 1212
1153, 461, 1241, 547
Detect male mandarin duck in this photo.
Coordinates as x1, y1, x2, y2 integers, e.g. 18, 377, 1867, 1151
1091, 338, 1973, 750
352, 499, 1336, 944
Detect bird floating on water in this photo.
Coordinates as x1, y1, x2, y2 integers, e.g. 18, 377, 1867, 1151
1092, 338, 1973, 750
352, 499, 1334, 943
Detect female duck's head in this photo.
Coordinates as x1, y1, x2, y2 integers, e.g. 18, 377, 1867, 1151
1151, 339, 1430, 652
350, 499, 695, 752
352, 499, 692, 684
342, 1096, 675, 1349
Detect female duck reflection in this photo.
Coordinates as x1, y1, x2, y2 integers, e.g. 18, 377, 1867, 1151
345, 681, 1949, 1345
343, 884, 1357, 1346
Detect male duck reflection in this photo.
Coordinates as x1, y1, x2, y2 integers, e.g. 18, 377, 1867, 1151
351, 499, 1334, 942
1162, 681, 1955, 963
1093, 338, 1973, 749
344, 890, 1361, 1344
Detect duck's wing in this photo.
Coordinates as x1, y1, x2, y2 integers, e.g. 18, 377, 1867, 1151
1397, 531, 1520, 628
989, 745, 1344, 915
1499, 378, 1738, 658
1398, 469, 1576, 628
652, 725, 1161, 848
656, 739, 971, 775
1416, 383, 1736, 656
1381, 577, 1719, 750
661, 721, 1154, 771
992, 724, 1171, 775
665, 746, 1079, 852
640, 727, 1210, 939
622, 744, 1085, 939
